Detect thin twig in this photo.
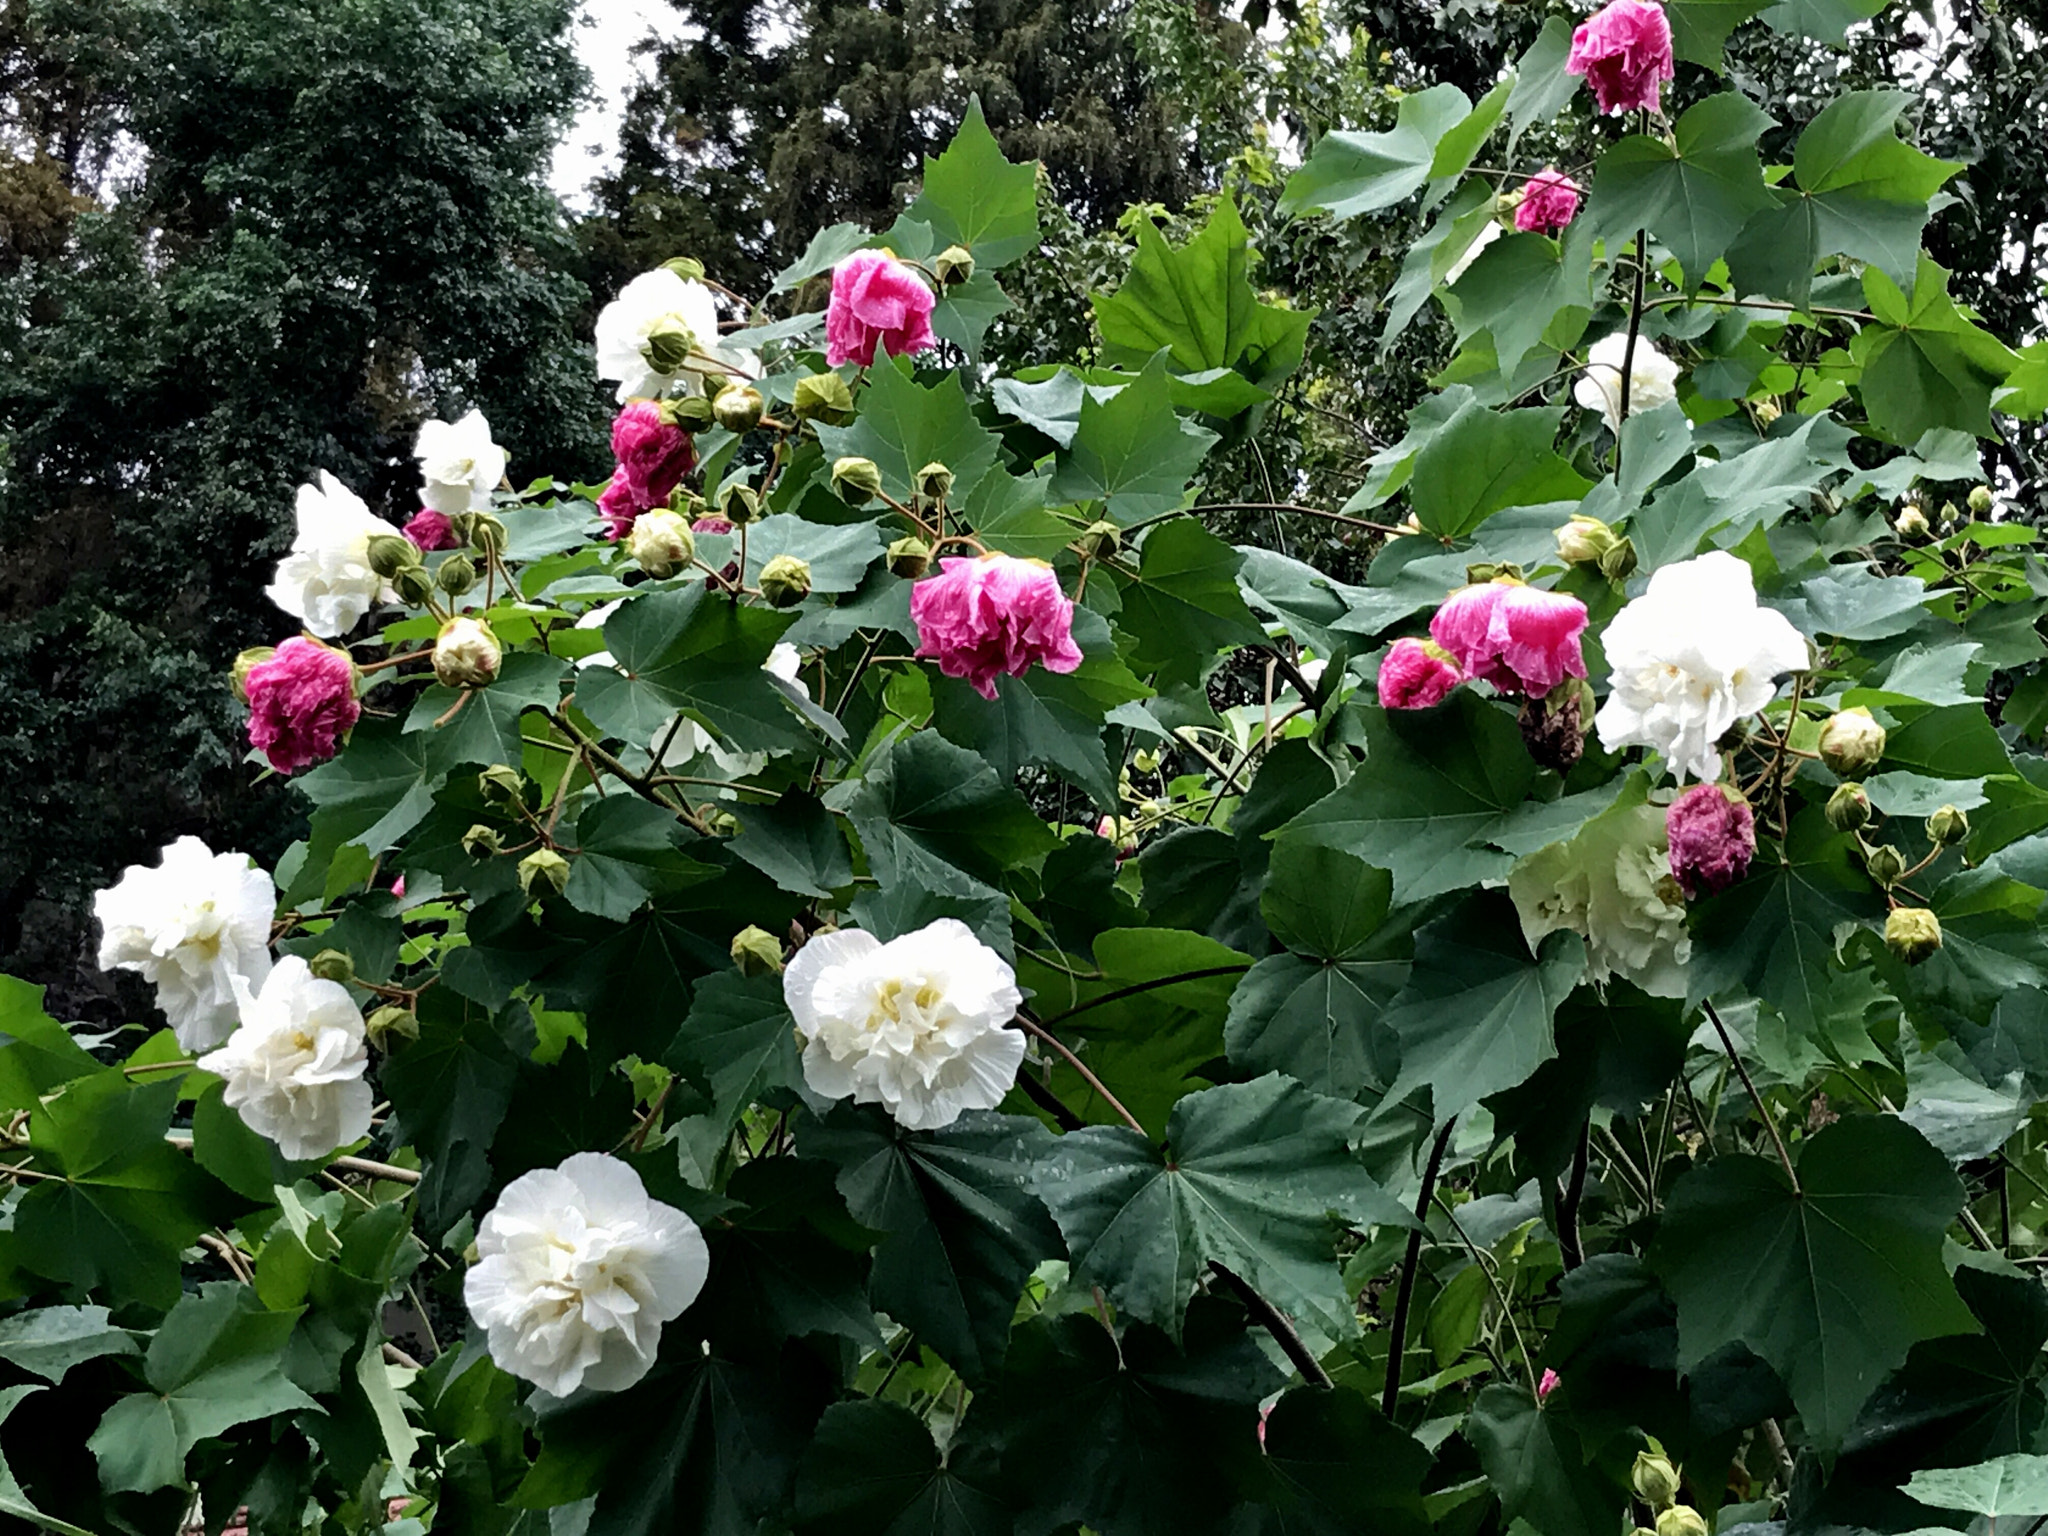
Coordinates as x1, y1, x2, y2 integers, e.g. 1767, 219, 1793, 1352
1702, 1000, 1799, 1194
1209, 1261, 1333, 1388
332, 1154, 423, 1185
1383, 1117, 1457, 1418
1036, 966, 1252, 1030
1435, 1195, 1539, 1398
1191, 502, 1409, 537
1014, 1014, 1143, 1135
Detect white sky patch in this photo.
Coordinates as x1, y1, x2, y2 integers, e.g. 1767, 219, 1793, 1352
550, 0, 687, 209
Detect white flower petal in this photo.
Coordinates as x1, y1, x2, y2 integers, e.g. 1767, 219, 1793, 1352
196, 956, 372, 1159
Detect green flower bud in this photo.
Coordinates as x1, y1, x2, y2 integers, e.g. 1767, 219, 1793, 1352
1132, 749, 1161, 774
1598, 537, 1639, 582
1969, 484, 1995, 515
477, 765, 525, 806
792, 371, 855, 426
1818, 707, 1886, 780
1078, 520, 1121, 561
1632, 1451, 1683, 1509
432, 616, 501, 689
759, 554, 813, 608
705, 809, 741, 837
461, 823, 505, 859
1555, 513, 1620, 568
230, 646, 275, 703
626, 509, 696, 579
713, 382, 765, 434
1895, 504, 1931, 540
467, 512, 507, 557
887, 535, 933, 579
665, 394, 717, 431
517, 847, 572, 899
308, 948, 354, 984
730, 924, 785, 976
435, 554, 478, 597
1826, 782, 1872, 832
393, 567, 437, 607
1866, 843, 1907, 886
1886, 905, 1943, 964
1941, 500, 1962, 528
642, 314, 699, 375
832, 455, 884, 505
1927, 804, 1970, 847
718, 482, 763, 525
915, 461, 954, 503
933, 245, 975, 286
1655, 1506, 1709, 1536
660, 255, 706, 283
365, 1004, 419, 1051
368, 533, 424, 579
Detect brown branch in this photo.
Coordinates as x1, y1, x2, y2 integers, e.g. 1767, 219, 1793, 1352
1209, 1260, 1333, 1388
1702, 1000, 1799, 1195
1383, 1117, 1457, 1418
1014, 1013, 1143, 1135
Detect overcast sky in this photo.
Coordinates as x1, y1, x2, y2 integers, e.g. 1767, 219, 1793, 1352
550, 0, 684, 208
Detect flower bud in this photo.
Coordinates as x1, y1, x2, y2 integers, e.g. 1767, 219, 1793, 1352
1941, 500, 1961, 528
887, 535, 933, 579
1866, 843, 1907, 887
1555, 513, 1619, 568
642, 315, 699, 376
308, 948, 354, 984
462, 823, 505, 858
368, 533, 424, 579
1132, 749, 1161, 774
477, 764, 525, 806
915, 462, 954, 503
1818, 707, 1886, 779
713, 382, 765, 434
832, 455, 884, 505
230, 646, 276, 703
365, 1004, 419, 1050
730, 924, 785, 976
435, 554, 479, 597
1598, 536, 1639, 582
1926, 804, 1970, 847
660, 255, 706, 283
1631, 1452, 1682, 1509
1656, 1506, 1708, 1536
626, 508, 696, 579
518, 847, 572, 898
792, 371, 855, 426
705, 809, 741, 837
1825, 782, 1872, 832
1968, 484, 1994, 515
1753, 399, 1782, 426
1895, 504, 1930, 540
759, 554, 813, 608
933, 245, 975, 286
718, 482, 763, 525
1886, 905, 1943, 964
394, 567, 437, 607
433, 616, 501, 689
1078, 520, 1121, 561
467, 512, 507, 557
665, 394, 717, 431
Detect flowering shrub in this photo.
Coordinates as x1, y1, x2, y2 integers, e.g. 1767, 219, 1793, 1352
5, 33, 2048, 1536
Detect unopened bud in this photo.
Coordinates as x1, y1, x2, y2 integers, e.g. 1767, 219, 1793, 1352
730, 924, 785, 976
933, 245, 975, 286
466, 513, 507, 557
1886, 905, 1943, 964
1969, 484, 1994, 516
1598, 537, 1639, 582
717, 482, 763, 525
659, 256, 706, 283
1825, 782, 1872, 832
1895, 505, 1930, 540
713, 382, 765, 434
792, 371, 855, 426
1132, 749, 1161, 774
477, 765, 525, 806
1656, 1506, 1708, 1536
665, 394, 716, 431
626, 509, 695, 579
915, 462, 954, 503
393, 567, 436, 607
887, 536, 933, 579
461, 823, 505, 858
832, 456, 884, 505
518, 848, 572, 898
435, 554, 478, 597
1926, 804, 1970, 847
230, 646, 276, 702
308, 949, 354, 984
1866, 843, 1907, 887
433, 616, 501, 689
642, 315, 698, 376
368, 533, 423, 579
365, 1004, 419, 1050
759, 554, 813, 608
1078, 520, 1121, 561
1555, 513, 1619, 568
1818, 707, 1886, 779
1941, 500, 1961, 528
705, 809, 741, 837
1754, 399, 1782, 426
1632, 1452, 1682, 1509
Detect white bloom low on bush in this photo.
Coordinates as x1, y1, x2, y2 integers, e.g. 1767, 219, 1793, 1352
415, 409, 507, 514
463, 1152, 709, 1397
94, 836, 275, 1052
1595, 550, 1810, 783
782, 917, 1025, 1131
265, 471, 398, 637
197, 956, 373, 1161
1509, 799, 1691, 997
1573, 331, 1682, 432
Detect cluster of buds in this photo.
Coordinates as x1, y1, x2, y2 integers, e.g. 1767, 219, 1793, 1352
1554, 513, 1637, 581
1630, 1450, 1708, 1536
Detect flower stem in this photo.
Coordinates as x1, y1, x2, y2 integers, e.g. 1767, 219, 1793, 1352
1014, 1012, 1143, 1135
1208, 1260, 1333, 1388
1615, 226, 1649, 478
1702, 999, 1799, 1194
1383, 1115, 1457, 1418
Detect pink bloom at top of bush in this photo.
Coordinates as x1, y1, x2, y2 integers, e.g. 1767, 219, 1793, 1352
245, 637, 360, 775
1515, 170, 1584, 235
1567, 0, 1675, 115
910, 554, 1084, 700
402, 509, 462, 551
1430, 581, 1589, 697
610, 400, 695, 511
1378, 637, 1464, 710
1665, 783, 1757, 898
826, 250, 938, 367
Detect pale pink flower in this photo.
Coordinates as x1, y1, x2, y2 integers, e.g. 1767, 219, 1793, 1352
611, 400, 694, 512
1568, 0, 1675, 115
826, 250, 938, 367
911, 554, 1084, 700
1378, 637, 1464, 710
1515, 170, 1583, 235
1430, 581, 1588, 698
245, 638, 360, 775
1665, 783, 1756, 898
402, 509, 462, 552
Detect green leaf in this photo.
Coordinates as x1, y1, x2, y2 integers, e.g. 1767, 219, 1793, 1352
803, 1108, 1062, 1383
1906, 1455, 2048, 1518
740, 514, 884, 597
1665, 0, 1777, 66
565, 796, 719, 922
772, 222, 873, 293
1445, 224, 1598, 375
1627, 413, 1857, 570
1404, 399, 1587, 537
927, 269, 1012, 363
815, 356, 1004, 505
0, 1306, 137, 1384
664, 971, 805, 1146
1466, 1381, 1628, 1536
905, 96, 1039, 268
403, 652, 568, 770
1853, 256, 2020, 444
1763, 0, 1891, 47
89, 1283, 315, 1495
0, 976, 100, 1110
1280, 86, 1475, 219
1587, 94, 1776, 288
381, 990, 520, 1234
1882, 868, 2048, 1035
1232, 1384, 1433, 1536
795, 1400, 1007, 1536
729, 791, 854, 899
1051, 357, 1219, 527
296, 714, 444, 859
1505, 18, 1582, 144
844, 729, 1057, 899
1648, 1114, 1977, 1447
1115, 519, 1269, 688
1996, 341, 2048, 419
700, 1157, 884, 1349
1035, 1073, 1411, 1344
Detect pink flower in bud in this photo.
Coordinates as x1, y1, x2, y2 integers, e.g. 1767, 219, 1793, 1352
245, 637, 360, 775
826, 250, 938, 367
598, 478, 639, 542
391, 876, 406, 900
1515, 170, 1583, 235
1378, 637, 1464, 710
1258, 1400, 1274, 1450
1665, 783, 1756, 898
610, 400, 695, 512
910, 554, 1084, 700
690, 516, 735, 536
1567, 0, 1675, 115
402, 509, 462, 551
1430, 581, 1589, 697
1538, 1368, 1561, 1403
